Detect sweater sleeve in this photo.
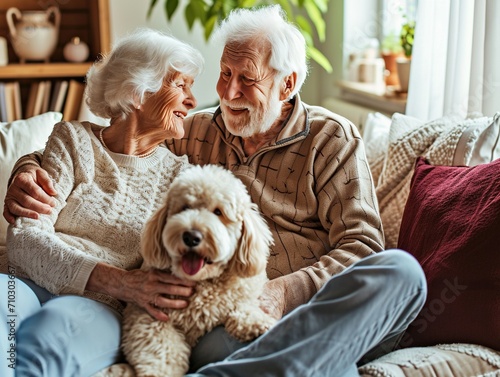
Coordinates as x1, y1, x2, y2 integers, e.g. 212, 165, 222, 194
7, 122, 99, 295
7, 151, 44, 188
282, 125, 385, 314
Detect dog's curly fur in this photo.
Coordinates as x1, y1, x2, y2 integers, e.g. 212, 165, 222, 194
121, 164, 276, 377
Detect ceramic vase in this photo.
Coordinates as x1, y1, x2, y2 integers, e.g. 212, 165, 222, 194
6, 6, 61, 63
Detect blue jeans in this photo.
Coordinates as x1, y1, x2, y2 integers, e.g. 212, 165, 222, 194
188, 249, 427, 377
0, 272, 122, 377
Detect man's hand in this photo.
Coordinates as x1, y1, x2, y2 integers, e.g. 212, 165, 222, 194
259, 277, 286, 321
3, 166, 57, 223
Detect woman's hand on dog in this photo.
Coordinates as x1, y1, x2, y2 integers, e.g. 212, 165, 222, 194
87, 263, 195, 321
259, 278, 286, 321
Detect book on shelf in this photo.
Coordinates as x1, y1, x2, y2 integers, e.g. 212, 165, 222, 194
49, 80, 69, 113
63, 80, 85, 121
32, 81, 47, 118
3, 81, 22, 122
0, 82, 7, 122
40, 80, 52, 114
25, 80, 50, 118
24, 81, 40, 119
11, 81, 22, 120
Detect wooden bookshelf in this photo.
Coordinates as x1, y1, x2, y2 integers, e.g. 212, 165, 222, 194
0, 0, 110, 121
0, 63, 92, 79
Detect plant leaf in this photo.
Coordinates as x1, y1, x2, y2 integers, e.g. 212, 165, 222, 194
204, 15, 218, 41
307, 45, 332, 73
296, 15, 313, 37
165, 0, 179, 20
241, 0, 257, 7
303, 0, 325, 41
147, 0, 160, 18
191, 0, 207, 23
184, 2, 196, 30
311, 0, 328, 13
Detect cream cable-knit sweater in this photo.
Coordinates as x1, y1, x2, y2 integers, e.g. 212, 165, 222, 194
7, 121, 189, 311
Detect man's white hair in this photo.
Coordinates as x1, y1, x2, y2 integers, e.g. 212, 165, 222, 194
212, 5, 308, 98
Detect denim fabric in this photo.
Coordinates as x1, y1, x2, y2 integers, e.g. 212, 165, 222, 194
0, 275, 122, 377
188, 249, 427, 377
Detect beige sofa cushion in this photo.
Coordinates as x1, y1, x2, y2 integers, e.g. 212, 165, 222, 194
359, 343, 500, 377
0, 112, 62, 273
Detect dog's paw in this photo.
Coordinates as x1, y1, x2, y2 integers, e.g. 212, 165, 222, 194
226, 309, 277, 342
122, 305, 191, 377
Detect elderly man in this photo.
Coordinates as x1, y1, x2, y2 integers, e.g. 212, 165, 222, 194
4, 5, 426, 376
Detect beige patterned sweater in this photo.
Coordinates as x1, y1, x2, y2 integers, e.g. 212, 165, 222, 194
7, 121, 189, 312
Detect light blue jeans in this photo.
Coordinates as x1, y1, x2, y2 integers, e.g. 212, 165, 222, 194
0, 271, 122, 377
187, 249, 427, 377
0, 249, 426, 377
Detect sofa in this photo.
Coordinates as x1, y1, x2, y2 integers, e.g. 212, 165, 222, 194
1, 111, 499, 376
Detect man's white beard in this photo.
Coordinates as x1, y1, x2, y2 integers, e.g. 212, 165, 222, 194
222, 94, 283, 138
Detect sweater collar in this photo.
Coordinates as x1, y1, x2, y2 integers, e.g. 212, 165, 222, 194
212, 94, 310, 151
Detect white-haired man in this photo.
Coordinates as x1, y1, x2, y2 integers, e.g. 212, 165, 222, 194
4, 5, 426, 376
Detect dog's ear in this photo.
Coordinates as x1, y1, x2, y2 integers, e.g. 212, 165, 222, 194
231, 203, 274, 277
141, 202, 172, 270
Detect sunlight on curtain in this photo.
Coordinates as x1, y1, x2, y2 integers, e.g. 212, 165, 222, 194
406, 0, 500, 120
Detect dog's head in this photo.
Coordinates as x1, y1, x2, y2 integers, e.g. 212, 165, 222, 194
141, 165, 273, 281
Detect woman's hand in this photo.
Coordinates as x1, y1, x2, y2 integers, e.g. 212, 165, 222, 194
87, 263, 196, 321
259, 277, 286, 321
3, 165, 57, 223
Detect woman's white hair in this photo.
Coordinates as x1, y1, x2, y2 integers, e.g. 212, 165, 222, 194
212, 5, 308, 97
86, 28, 204, 119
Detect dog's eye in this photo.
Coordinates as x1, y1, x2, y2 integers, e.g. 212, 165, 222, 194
182, 205, 190, 211
213, 208, 222, 216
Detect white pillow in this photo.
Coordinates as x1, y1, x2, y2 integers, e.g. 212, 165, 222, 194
457, 112, 500, 166
0, 112, 62, 247
363, 112, 391, 144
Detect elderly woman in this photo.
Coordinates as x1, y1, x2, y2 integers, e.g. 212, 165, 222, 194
0, 28, 203, 377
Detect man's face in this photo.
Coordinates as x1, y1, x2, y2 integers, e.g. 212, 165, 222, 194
216, 40, 283, 138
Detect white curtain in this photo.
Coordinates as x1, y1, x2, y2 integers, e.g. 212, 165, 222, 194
406, 0, 500, 121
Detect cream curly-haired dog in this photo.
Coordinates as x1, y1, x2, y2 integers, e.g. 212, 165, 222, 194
121, 164, 276, 377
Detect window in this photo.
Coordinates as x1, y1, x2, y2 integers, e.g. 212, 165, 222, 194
343, 0, 418, 83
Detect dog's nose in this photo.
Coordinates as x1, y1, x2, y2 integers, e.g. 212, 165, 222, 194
182, 230, 203, 247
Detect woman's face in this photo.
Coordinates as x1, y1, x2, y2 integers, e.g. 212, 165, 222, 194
142, 72, 197, 139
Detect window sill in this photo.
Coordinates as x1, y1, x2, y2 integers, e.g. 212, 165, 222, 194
336, 80, 407, 115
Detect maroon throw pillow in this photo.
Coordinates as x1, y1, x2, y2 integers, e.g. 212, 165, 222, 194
398, 157, 500, 350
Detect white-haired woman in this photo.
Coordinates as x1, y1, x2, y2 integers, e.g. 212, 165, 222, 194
1, 28, 203, 377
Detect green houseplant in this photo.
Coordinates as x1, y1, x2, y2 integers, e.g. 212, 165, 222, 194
396, 19, 415, 92
147, 0, 332, 73
400, 20, 415, 58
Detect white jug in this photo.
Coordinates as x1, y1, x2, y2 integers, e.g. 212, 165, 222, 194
6, 6, 61, 63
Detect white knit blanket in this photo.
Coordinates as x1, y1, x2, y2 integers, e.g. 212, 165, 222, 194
373, 113, 492, 249
358, 343, 500, 377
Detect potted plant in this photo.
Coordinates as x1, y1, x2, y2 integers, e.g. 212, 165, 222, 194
396, 19, 415, 92
147, 0, 333, 73
381, 33, 404, 87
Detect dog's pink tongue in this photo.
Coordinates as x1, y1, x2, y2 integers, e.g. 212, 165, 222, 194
182, 251, 205, 275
